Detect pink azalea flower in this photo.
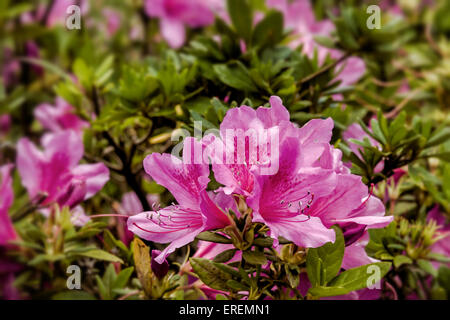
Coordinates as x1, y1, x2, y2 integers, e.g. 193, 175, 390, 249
0, 164, 16, 246
267, 0, 365, 86
127, 137, 233, 263
16, 130, 109, 210
34, 97, 89, 135
0, 114, 11, 137
2, 41, 40, 88
102, 8, 121, 36
342, 232, 378, 270
144, 0, 217, 48
0, 164, 22, 299
207, 95, 391, 248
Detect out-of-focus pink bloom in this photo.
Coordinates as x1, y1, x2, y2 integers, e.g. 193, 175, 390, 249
25, 41, 43, 75
144, 0, 218, 48
2, 48, 21, 87
0, 115, 11, 136
34, 97, 89, 135
128, 137, 233, 263
0, 165, 21, 299
103, 8, 121, 36
0, 256, 22, 300
267, 0, 365, 86
379, 0, 404, 17
2, 41, 41, 87
70, 206, 91, 227
16, 130, 109, 210
0, 164, 16, 246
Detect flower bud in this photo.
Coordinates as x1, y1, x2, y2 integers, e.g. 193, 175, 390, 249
151, 249, 169, 279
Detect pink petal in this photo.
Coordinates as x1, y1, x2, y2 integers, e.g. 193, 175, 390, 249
71, 163, 110, 199
16, 138, 46, 198
143, 137, 209, 208
0, 164, 16, 245
127, 206, 204, 263
342, 232, 377, 270
261, 214, 336, 248
41, 131, 84, 168
160, 18, 186, 49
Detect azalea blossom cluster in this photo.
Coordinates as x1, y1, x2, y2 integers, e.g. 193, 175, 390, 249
128, 96, 393, 265
0, 0, 449, 302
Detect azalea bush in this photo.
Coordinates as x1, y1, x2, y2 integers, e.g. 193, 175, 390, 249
0, 0, 449, 301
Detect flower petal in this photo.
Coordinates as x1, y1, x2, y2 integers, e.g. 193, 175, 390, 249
143, 137, 209, 208
127, 206, 204, 263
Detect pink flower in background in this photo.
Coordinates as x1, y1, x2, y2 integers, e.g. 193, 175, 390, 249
103, 8, 121, 36
2, 41, 41, 87
267, 0, 365, 86
0, 164, 21, 299
128, 137, 233, 263
0, 164, 16, 246
34, 97, 89, 135
144, 0, 217, 48
0, 115, 11, 137
16, 130, 109, 210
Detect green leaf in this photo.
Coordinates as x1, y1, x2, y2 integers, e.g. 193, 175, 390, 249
306, 226, 343, 287
428, 252, 450, 263
285, 265, 300, 289
196, 231, 232, 244
190, 258, 233, 291
328, 262, 392, 292
226, 279, 249, 291
113, 267, 134, 290
437, 266, 450, 293
417, 259, 437, 277
213, 64, 258, 92
253, 237, 274, 247
214, 249, 237, 263
308, 286, 349, 298
78, 249, 123, 264
252, 10, 284, 48
393, 255, 413, 268
227, 0, 253, 42
243, 250, 268, 265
